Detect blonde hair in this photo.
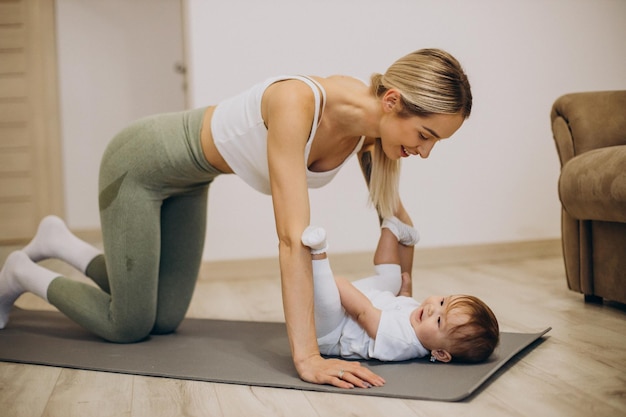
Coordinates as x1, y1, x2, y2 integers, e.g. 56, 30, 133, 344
368, 48, 472, 218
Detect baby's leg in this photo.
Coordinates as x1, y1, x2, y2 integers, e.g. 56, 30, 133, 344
353, 226, 405, 295
359, 218, 420, 297
302, 226, 345, 338
311, 258, 345, 338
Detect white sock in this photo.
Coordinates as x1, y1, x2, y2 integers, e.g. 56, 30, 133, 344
0, 251, 59, 328
352, 264, 402, 295
374, 264, 402, 295
23, 215, 101, 273
374, 264, 402, 279
381, 216, 420, 246
311, 258, 343, 338
301, 225, 328, 255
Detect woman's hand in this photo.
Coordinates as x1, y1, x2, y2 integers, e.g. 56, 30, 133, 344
296, 355, 386, 389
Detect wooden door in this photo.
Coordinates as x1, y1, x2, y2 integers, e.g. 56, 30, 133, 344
0, 0, 63, 242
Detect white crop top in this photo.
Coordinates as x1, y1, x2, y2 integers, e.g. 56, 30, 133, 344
211, 75, 366, 195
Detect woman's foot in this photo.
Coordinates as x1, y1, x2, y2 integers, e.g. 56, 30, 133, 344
0, 251, 28, 328
23, 215, 72, 262
0, 251, 59, 328
23, 215, 101, 272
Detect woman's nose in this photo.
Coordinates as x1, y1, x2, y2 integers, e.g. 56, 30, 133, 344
419, 141, 435, 159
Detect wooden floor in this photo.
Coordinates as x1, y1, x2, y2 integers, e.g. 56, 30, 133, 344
1, 239, 625, 417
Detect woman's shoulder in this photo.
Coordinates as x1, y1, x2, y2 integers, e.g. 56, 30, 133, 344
315, 74, 368, 89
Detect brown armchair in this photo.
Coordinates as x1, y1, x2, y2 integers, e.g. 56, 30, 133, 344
551, 91, 626, 304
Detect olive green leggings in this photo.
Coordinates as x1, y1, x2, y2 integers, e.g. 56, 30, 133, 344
48, 108, 221, 343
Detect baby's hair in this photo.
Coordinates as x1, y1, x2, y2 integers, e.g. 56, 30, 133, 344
445, 295, 499, 363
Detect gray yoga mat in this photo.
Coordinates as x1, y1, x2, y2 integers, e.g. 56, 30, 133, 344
0, 308, 550, 401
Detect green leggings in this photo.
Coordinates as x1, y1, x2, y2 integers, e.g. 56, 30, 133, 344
48, 108, 222, 343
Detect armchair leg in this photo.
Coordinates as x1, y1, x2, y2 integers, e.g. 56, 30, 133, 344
584, 294, 603, 304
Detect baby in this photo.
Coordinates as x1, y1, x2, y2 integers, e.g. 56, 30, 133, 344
302, 219, 499, 363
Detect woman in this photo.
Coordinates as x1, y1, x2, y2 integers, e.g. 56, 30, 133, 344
0, 48, 471, 389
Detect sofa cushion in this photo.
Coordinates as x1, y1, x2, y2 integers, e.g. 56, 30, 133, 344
551, 91, 626, 158
559, 145, 626, 223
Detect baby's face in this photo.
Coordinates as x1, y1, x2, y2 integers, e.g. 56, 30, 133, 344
410, 295, 469, 351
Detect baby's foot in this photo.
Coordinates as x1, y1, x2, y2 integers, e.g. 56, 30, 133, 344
0, 251, 28, 328
382, 217, 420, 246
301, 226, 328, 255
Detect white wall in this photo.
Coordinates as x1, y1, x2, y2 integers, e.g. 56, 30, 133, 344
55, 0, 186, 228
57, 0, 626, 261
186, 0, 626, 260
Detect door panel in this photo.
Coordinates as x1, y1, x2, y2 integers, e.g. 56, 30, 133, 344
0, 0, 63, 241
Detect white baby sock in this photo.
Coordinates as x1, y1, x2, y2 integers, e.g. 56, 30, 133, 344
0, 251, 58, 328
381, 216, 420, 246
352, 264, 402, 295
301, 225, 328, 255
374, 264, 402, 295
23, 215, 101, 273
311, 258, 343, 338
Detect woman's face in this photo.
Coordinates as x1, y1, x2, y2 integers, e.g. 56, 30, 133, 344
378, 94, 465, 160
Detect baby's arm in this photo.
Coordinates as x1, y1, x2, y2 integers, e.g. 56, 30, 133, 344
335, 276, 381, 339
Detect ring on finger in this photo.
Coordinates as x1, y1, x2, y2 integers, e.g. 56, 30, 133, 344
338, 369, 345, 379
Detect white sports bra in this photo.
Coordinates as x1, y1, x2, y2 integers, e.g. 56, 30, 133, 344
211, 75, 365, 195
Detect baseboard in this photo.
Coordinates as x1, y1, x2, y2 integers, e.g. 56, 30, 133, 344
70, 228, 562, 274
412, 238, 562, 267
0, 229, 560, 281
70, 230, 563, 269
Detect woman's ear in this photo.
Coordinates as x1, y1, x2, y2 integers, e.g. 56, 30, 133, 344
382, 89, 401, 111
431, 349, 452, 363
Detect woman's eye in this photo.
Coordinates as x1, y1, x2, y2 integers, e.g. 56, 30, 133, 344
440, 298, 444, 306
437, 317, 441, 327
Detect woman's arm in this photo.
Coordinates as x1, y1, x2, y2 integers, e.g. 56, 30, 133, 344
335, 277, 382, 338
264, 80, 384, 389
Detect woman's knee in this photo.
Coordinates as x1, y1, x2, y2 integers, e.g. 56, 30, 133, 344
150, 314, 184, 335
105, 318, 154, 343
